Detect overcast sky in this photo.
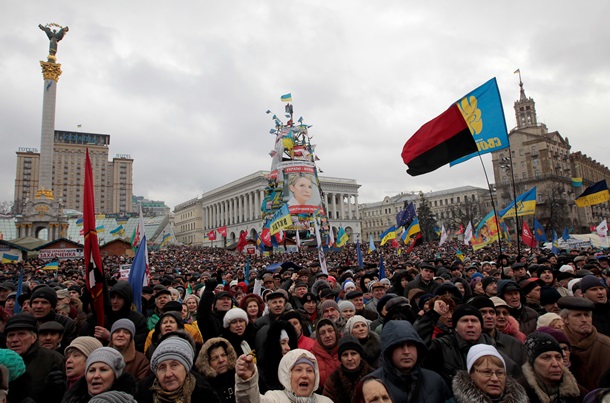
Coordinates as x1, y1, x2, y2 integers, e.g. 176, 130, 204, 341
2, 1, 609, 212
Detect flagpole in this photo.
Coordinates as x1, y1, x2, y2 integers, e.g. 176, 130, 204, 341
476, 153, 503, 254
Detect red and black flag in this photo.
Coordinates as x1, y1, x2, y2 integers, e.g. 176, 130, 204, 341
402, 78, 507, 176
83, 149, 107, 326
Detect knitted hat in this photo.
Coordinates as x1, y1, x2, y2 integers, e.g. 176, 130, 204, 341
65, 337, 104, 358
4, 314, 38, 334
468, 296, 495, 310
150, 336, 194, 373
451, 304, 483, 328
222, 308, 248, 328
536, 326, 570, 346
88, 391, 137, 403
466, 344, 506, 373
338, 335, 364, 357
539, 287, 562, 306
579, 275, 606, 293
30, 287, 58, 308
524, 332, 563, 364
481, 276, 497, 291
0, 349, 26, 381
86, 347, 125, 378
536, 313, 562, 329
337, 300, 355, 313
345, 315, 370, 336
342, 281, 356, 291
319, 300, 339, 313
110, 319, 136, 338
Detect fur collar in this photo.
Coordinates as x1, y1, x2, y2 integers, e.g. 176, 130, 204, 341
452, 370, 527, 403
194, 337, 237, 378
521, 362, 579, 403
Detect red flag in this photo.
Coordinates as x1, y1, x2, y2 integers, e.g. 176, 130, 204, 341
391, 238, 399, 248
207, 230, 217, 241
237, 231, 248, 252
260, 227, 272, 246
275, 230, 285, 243
217, 226, 227, 237
522, 221, 537, 248
456, 224, 465, 235
83, 149, 106, 327
406, 233, 423, 254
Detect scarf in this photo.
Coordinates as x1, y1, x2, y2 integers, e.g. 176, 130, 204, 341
564, 322, 598, 350
151, 372, 196, 403
282, 389, 317, 403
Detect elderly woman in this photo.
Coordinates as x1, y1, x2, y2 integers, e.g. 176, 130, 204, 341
345, 315, 380, 369
323, 336, 373, 403
352, 376, 393, 403
195, 337, 238, 403
452, 344, 527, 403
146, 311, 185, 358
235, 349, 333, 402
517, 332, 585, 402
135, 334, 221, 403
62, 347, 135, 403
64, 336, 103, 390
109, 318, 151, 382
221, 307, 256, 356
311, 318, 341, 388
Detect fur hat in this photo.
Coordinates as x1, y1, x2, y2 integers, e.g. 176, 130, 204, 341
86, 347, 125, 378
222, 308, 248, 328
150, 336, 194, 373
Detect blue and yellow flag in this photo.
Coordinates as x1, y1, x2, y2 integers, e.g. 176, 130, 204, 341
498, 187, 537, 220
455, 249, 465, 262
161, 233, 171, 246
269, 204, 293, 235
43, 261, 59, 270
575, 180, 610, 207
368, 235, 376, 254
450, 78, 510, 165
1, 253, 18, 263
534, 219, 547, 242
96, 225, 105, 233
110, 225, 124, 236
434, 226, 441, 236
281, 93, 292, 102
380, 226, 397, 246
75, 218, 84, 226
402, 218, 421, 243
336, 228, 349, 247
551, 230, 560, 254
572, 178, 583, 187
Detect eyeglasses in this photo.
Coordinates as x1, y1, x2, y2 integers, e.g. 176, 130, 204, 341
474, 369, 507, 379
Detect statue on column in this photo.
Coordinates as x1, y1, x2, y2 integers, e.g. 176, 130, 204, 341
39, 23, 69, 59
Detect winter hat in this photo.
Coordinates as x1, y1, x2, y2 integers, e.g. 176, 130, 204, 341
0, 349, 26, 381
481, 276, 497, 291
65, 336, 104, 358
223, 308, 248, 328
280, 329, 289, 342
536, 313, 562, 329
88, 391, 137, 403
536, 326, 570, 346
524, 332, 563, 364
4, 314, 38, 334
579, 275, 606, 293
451, 304, 483, 328
497, 280, 520, 298
376, 293, 397, 315
319, 300, 339, 313
468, 296, 495, 310
30, 287, 58, 308
559, 265, 575, 273
343, 281, 356, 292
466, 344, 506, 373
86, 347, 125, 378
338, 335, 364, 357
338, 300, 355, 313
150, 336, 194, 373
539, 287, 562, 306
110, 319, 136, 338
345, 315, 370, 336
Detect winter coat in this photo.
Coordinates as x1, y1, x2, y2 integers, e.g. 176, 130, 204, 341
517, 362, 585, 403
369, 320, 454, 403
235, 349, 333, 403
359, 331, 381, 369
221, 322, 256, 356
592, 300, 610, 338
403, 274, 438, 296
62, 372, 136, 403
22, 342, 65, 403
197, 288, 228, 342
110, 336, 150, 382
311, 339, 340, 389
195, 337, 238, 403
564, 324, 610, 391
297, 333, 315, 351
452, 370, 528, 403
323, 361, 373, 403
491, 329, 526, 366
135, 371, 221, 403
508, 304, 539, 336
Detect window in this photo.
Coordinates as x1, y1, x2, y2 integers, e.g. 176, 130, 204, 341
519, 149, 524, 156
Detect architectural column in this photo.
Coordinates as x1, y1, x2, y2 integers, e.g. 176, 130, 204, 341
354, 196, 360, 219
340, 194, 346, 220
230, 199, 235, 225
236, 197, 240, 223
247, 193, 252, 221
331, 193, 337, 220
347, 194, 353, 219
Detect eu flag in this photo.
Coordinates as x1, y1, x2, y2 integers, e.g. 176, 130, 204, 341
396, 202, 417, 228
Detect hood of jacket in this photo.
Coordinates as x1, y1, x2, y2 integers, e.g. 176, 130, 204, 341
278, 349, 321, 395
380, 320, 427, 371
109, 281, 134, 315
194, 337, 237, 378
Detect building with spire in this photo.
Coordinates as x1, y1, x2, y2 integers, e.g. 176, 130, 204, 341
491, 72, 609, 233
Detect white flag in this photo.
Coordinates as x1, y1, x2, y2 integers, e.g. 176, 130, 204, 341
439, 224, 448, 246
295, 230, 301, 249
463, 221, 473, 245
597, 219, 608, 238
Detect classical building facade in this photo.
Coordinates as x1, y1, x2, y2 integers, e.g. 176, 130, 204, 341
360, 186, 492, 240
491, 78, 609, 232
174, 171, 361, 246
14, 130, 133, 215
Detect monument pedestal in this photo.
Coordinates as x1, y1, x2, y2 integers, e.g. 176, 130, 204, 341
15, 189, 68, 240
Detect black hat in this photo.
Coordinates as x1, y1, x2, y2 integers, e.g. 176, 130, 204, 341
214, 291, 233, 302
280, 310, 303, 325
497, 280, 520, 298
338, 335, 363, 357
536, 266, 554, 278
524, 332, 562, 364
38, 321, 65, 334
468, 296, 495, 310
345, 290, 364, 300
320, 288, 338, 299
519, 278, 544, 296
294, 281, 309, 290
265, 289, 288, 302
579, 275, 606, 294
17, 293, 30, 307
539, 286, 562, 306
452, 304, 483, 328
481, 276, 497, 290
68, 285, 81, 294
376, 293, 398, 315
315, 272, 329, 279
162, 301, 183, 313
419, 263, 437, 273
154, 287, 172, 299
142, 286, 154, 295
30, 287, 58, 308
300, 292, 317, 303
0, 281, 15, 291
5, 314, 38, 334
557, 296, 594, 311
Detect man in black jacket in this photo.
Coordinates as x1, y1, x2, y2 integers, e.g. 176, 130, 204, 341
30, 286, 78, 347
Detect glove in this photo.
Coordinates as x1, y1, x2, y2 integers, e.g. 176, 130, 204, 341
45, 366, 66, 395
204, 278, 218, 290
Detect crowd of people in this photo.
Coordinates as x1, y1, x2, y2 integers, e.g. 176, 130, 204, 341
0, 239, 609, 402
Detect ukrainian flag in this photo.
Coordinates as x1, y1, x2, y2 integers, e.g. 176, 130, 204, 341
75, 218, 84, 226
281, 93, 292, 102
43, 261, 59, 270
575, 180, 610, 207
498, 187, 537, 220
572, 177, 583, 187
269, 204, 293, 235
336, 227, 349, 247
1, 253, 18, 263
110, 225, 124, 236
402, 218, 421, 243
96, 225, 105, 233
380, 226, 396, 246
